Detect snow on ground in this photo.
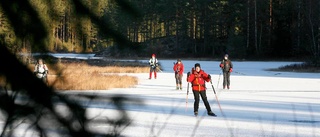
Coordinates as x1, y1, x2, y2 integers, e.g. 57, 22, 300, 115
2, 55, 319, 137
83, 60, 320, 137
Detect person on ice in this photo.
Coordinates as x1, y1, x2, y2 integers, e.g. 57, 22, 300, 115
187, 63, 216, 116
219, 54, 233, 89
173, 59, 184, 90
148, 54, 158, 79
34, 58, 49, 84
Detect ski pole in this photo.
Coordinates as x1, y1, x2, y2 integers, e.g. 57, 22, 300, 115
210, 80, 222, 113
185, 82, 189, 112
234, 71, 245, 75
156, 67, 162, 72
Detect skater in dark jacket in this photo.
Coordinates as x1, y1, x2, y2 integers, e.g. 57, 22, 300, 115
187, 63, 216, 116
219, 54, 233, 89
173, 59, 184, 90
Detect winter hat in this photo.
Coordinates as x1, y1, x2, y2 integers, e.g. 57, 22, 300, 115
194, 63, 201, 68
224, 54, 229, 57
152, 54, 156, 57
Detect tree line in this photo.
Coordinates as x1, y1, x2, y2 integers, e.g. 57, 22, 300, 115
1, 0, 319, 59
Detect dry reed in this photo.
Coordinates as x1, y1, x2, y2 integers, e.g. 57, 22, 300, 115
1, 62, 149, 90
47, 62, 149, 90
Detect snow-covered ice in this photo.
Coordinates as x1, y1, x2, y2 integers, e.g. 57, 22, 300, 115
84, 60, 320, 137
1, 58, 319, 137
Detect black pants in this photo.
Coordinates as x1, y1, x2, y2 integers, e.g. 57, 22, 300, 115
223, 71, 231, 87
35, 73, 48, 84
193, 90, 212, 112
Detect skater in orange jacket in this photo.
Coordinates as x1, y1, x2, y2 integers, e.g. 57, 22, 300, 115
187, 63, 216, 116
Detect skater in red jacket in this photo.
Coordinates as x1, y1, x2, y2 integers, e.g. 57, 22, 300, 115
187, 63, 216, 116
173, 59, 184, 90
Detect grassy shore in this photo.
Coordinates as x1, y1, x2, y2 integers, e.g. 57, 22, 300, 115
46, 62, 149, 90
1, 59, 150, 90
267, 62, 320, 73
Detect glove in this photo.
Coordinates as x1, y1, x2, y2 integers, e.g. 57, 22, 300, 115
187, 72, 190, 77
208, 74, 211, 79
229, 68, 233, 72
219, 64, 224, 68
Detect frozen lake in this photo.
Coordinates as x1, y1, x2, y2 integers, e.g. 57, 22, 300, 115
4, 54, 318, 137
83, 59, 319, 137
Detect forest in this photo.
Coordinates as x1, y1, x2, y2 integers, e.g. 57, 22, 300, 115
1, 0, 320, 59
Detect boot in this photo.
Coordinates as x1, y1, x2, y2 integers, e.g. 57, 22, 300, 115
208, 111, 217, 117
176, 84, 179, 90
194, 111, 198, 116
180, 85, 182, 90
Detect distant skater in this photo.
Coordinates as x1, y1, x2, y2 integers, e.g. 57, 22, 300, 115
34, 58, 49, 84
148, 54, 158, 79
173, 59, 184, 90
219, 54, 233, 89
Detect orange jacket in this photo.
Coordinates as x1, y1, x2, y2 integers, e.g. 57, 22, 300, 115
187, 69, 210, 91
173, 63, 184, 75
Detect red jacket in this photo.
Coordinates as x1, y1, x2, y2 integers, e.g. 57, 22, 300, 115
173, 63, 184, 75
187, 69, 210, 91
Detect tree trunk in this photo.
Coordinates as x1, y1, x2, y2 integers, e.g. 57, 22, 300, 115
268, 0, 273, 55
247, 0, 250, 49
255, 0, 258, 55
307, 1, 317, 56
297, 0, 300, 51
